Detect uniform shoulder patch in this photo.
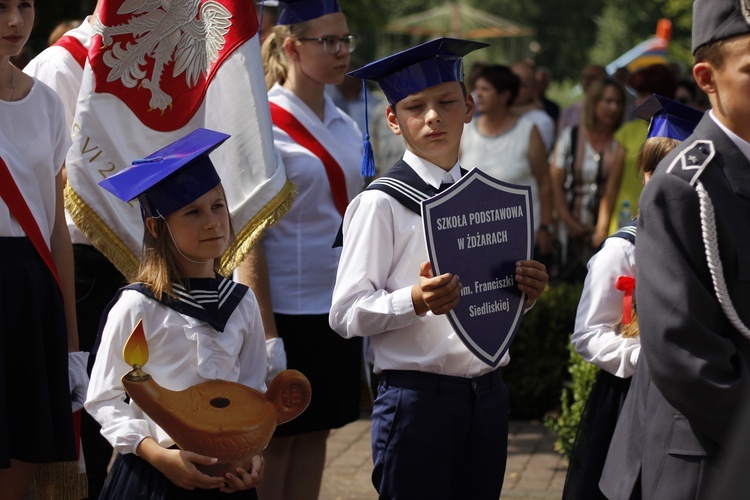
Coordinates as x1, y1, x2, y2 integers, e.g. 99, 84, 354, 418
666, 139, 715, 186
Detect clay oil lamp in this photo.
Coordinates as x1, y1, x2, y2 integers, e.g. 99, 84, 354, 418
121, 320, 311, 475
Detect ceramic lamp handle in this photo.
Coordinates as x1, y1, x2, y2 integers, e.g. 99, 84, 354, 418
266, 369, 312, 425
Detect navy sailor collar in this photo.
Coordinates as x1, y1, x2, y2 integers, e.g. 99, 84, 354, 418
126, 274, 248, 332
332, 159, 466, 247
366, 159, 467, 216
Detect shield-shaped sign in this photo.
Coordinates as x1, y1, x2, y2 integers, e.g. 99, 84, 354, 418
422, 168, 534, 366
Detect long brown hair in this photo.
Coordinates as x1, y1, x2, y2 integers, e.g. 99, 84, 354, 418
582, 77, 626, 131
134, 185, 237, 301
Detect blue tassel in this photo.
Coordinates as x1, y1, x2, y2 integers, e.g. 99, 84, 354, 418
360, 79, 376, 177
361, 133, 376, 177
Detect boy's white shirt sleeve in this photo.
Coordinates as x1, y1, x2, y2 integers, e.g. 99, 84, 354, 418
329, 192, 422, 338
571, 237, 640, 378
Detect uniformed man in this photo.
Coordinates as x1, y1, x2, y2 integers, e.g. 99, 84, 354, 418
599, 1, 750, 499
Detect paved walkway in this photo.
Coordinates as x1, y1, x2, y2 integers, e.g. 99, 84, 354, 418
320, 418, 566, 500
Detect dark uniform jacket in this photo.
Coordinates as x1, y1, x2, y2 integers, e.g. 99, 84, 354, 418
599, 114, 750, 499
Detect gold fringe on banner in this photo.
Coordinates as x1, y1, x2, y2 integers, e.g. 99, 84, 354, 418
34, 462, 88, 500
64, 183, 141, 280
220, 178, 297, 275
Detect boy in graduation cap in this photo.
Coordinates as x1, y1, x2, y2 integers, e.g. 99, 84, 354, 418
563, 94, 703, 500
328, 38, 548, 498
87, 129, 266, 499
599, 1, 750, 498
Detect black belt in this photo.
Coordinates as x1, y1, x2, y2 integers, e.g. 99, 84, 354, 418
380, 369, 502, 394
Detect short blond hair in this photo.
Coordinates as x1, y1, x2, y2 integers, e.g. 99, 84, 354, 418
615, 311, 639, 338
635, 136, 680, 177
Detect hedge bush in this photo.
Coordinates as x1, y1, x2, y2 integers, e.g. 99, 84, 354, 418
544, 343, 600, 459
503, 282, 583, 419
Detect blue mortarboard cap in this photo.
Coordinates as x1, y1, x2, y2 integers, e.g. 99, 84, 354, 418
347, 37, 489, 106
692, 0, 750, 53
276, 0, 340, 25
347, 38, 486, 178
632, 94, 704, 141
99, 128, 229, 217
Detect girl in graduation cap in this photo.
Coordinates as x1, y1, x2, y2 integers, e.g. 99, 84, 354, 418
562, 96, 704, 500
86, 129, 267, 499
251, 2, 365, 499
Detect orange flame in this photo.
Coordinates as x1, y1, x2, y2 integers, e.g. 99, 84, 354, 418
123, 320, 149, 368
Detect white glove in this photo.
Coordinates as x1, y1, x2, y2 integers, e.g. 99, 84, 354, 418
265, 337, 287, 386
68, 351, 90, 413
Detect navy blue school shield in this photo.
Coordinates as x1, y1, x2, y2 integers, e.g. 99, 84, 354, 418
422, 168, 534, 366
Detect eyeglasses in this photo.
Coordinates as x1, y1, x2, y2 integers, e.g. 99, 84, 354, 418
297, 35, 357, 54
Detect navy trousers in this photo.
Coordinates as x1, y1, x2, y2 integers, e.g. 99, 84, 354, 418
371, 369, 509, 500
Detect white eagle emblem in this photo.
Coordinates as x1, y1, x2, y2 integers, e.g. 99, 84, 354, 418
92, 0, 232, 112
743, 0, 750, 24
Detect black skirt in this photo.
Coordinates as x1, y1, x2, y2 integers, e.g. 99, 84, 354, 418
100, 453, 258, 500
562, 369, 632, 500
272, 313, 362, 436
0, 237, 76, 468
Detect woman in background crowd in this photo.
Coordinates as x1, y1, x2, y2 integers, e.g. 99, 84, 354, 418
460, 64, 555, 263
550, 77, 626, 281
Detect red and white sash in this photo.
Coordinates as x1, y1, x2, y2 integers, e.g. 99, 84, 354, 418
269, 102, 349, 217
0, 156, 61, 291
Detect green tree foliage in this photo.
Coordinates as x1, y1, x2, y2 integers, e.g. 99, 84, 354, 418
343, 0, 695, 81
31, 0, 696, 84
353, 0, 676, 79
589, 1, 643, 66
523, 0, 606, 80
502, 282, 583, 420
339, 0, 447, 63
663, 0, 695, 65
588, 0, 693, 70
545, 343, 599, 459
460, 0, 607, 80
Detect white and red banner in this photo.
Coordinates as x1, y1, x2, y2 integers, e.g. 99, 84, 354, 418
65, 0, 293, 277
